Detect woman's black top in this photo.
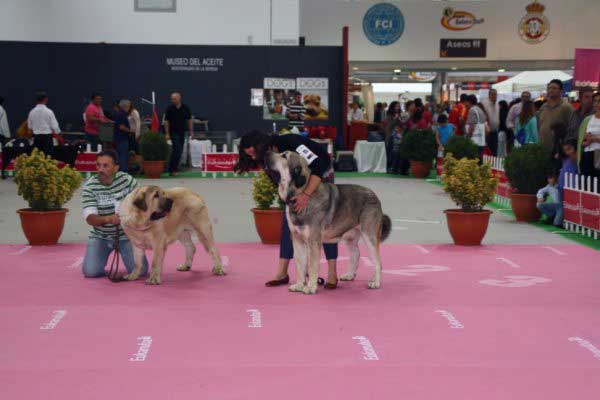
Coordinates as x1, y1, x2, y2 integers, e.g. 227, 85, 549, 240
271, 134, 331, 178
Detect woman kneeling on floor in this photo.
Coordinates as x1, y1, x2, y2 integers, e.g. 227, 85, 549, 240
235, 130, 339, 289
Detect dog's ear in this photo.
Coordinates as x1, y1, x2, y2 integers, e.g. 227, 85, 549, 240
291, 165, 306, 188
133, 194, 147, 211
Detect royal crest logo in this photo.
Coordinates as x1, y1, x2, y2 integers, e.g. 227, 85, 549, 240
362, 3, 405, 46
518, 1, 550, 44
441, 7, 484, 31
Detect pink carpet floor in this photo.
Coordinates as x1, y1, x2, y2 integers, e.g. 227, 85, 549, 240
1, 242, 600, 399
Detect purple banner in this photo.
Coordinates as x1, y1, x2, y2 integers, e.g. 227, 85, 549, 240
573, 48, 600, 89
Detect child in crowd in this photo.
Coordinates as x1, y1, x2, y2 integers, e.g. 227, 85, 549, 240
434, 114, 455, 153
389, 120, 409, 175
536, 170, 562, 227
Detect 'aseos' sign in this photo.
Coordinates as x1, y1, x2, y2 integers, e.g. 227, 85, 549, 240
166, 57, 224, 72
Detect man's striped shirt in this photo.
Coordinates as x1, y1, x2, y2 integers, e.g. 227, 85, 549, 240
81, 172, 138, 240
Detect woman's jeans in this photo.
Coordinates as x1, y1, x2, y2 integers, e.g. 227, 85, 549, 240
82, 237, 149, 278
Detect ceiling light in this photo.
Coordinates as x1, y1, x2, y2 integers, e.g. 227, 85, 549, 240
451, 67, 458, 71
352, 67, 359, 71
497, 68, 506, 73
394, 69, 401, 73
392, 77, 398, 81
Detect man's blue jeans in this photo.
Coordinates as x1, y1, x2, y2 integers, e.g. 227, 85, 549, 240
537, 202, 564, 226
82, 237, 148, 278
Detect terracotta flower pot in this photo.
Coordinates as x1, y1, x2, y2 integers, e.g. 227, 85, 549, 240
510, 193, 541, 222
17, 208, 68, 245
444, 209, 492, 246
410, 160, 432, 179
143, 160, 165, 179
252, 208, 283, 244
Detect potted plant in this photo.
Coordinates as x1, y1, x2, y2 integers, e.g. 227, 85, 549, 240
442, 154, 497, 245
443, 135, 480, 160
399, 129, 437, 178
504, 144, 549, 222
139, 131, 169, 178
251, 171, 284, 244
14, 149, 83, 245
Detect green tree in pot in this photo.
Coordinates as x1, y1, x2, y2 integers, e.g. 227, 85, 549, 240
140, 131, 170, 179
251, 171, 284, 244
443, 135, 480, 160
442, 154, 497, 245
399, 129, 438, 178
504, 144, 550, 222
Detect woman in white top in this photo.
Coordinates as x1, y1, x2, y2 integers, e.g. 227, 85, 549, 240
127, 104, 141, 141
580, 94, 600, 177
465, 94, 488, 157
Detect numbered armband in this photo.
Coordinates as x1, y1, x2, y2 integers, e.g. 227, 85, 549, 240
295, 144, 318, 165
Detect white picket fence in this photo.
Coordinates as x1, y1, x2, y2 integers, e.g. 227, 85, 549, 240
483, 155, 511, 208
563, 172, 600, 240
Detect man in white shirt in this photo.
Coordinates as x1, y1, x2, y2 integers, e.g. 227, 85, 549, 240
481, 89, 500, 156
348, 101, 365, 122
0, 96, 10, 144
27, 92, 60, 156
506, 91, 532, 153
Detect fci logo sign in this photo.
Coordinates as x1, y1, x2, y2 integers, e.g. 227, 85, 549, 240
363, 3, 405, 46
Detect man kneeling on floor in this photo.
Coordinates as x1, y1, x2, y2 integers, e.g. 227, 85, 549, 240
81, 150, 148, 277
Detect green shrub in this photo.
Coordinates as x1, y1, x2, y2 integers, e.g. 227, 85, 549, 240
443, 135, 479, 160
140, 131, 169, 161
399, 129, 437, 162
252, 171, 283, 210
504, 144, 551, 195
442, 154, 497, 211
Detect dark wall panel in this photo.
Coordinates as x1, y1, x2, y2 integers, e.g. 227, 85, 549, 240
0, 41, 343, 138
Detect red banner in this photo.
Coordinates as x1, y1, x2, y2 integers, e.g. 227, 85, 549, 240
581, 192, 600, 230
573, 48, 600, 89
202, 153, 239, 172
75, 153, 97, 172
563, 188, 581, 225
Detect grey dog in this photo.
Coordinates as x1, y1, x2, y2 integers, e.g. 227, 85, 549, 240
265, 151, 391, 294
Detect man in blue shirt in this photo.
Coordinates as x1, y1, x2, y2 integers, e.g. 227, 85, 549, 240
113, 100, 134, 172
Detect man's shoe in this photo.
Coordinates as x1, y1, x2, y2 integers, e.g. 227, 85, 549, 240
265, 275, 289, 287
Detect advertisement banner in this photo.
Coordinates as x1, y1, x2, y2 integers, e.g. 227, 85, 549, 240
202, 153, 239, 172
573, 48, 600, 89
562, 188, 581, 225
75, 153, 97, 172
580, 192, 600, 230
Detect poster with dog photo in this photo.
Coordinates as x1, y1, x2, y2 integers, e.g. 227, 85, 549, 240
263, 78, 295, 120
297, 77, 329, 120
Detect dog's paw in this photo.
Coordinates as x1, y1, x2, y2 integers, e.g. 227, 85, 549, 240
212, 265, 226, 276
303, 285, 317, 295
145, 275, 162, 285
176, 264, 191, 272
288, 283, 305, 292
123, 273, 139, 281
340, 272, 356, 281
367, 280, 381, 289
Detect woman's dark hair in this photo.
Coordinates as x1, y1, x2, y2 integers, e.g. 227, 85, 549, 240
437, 114, 448, 124
414, 98, 424, 108
412, 105, 424, 123
234, 130, 274, 173
387, 101, 400, 117
519, 100, 536, 125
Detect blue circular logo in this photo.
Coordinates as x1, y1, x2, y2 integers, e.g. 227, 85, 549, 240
363, 3, 405, 46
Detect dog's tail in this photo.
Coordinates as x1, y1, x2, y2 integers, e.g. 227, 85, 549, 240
379, 214, 391, 242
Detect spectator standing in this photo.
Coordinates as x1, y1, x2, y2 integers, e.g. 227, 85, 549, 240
578, 93, 600, 178
514, 100, 538, 147
507, 92, 532, 154
164, 92, 193, 176
384, 101, 402, 168
113, 100, 135, 172
448, 94, 469, 136
27, 91, 60, 156
128, 103, 142, 151
566, 87, 595, 141
286, 91, 306, 130
348, 101, 364, 122
481, 89, 500, 156
434, 114, 455, 152
465, 95, 487, 156
373, 102, 385, 124
537, 79, 573, 151
0, 96, 10, 144
84, 92, 111, 151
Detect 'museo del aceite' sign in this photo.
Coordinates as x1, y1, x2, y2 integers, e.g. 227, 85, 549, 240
166, 57, 224, 72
